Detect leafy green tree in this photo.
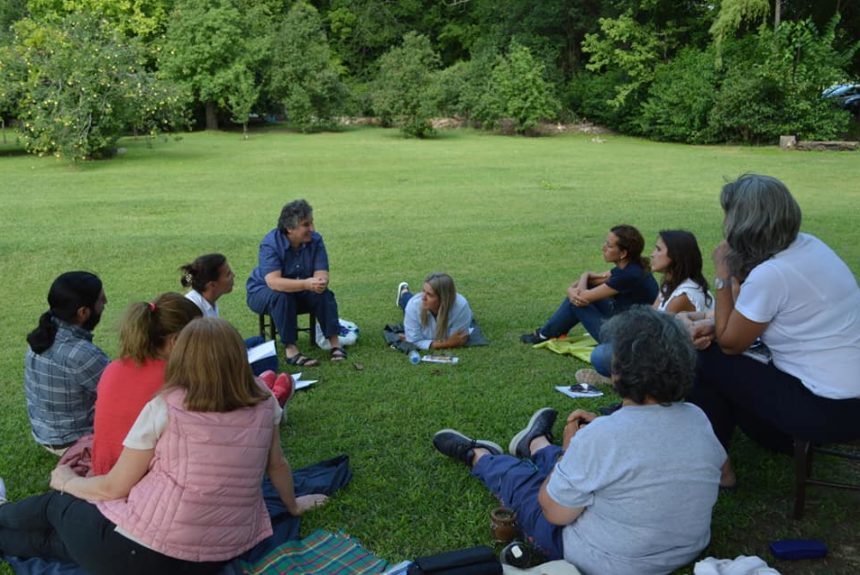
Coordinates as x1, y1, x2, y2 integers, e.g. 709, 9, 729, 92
1, 13, 187, 160
638, 47, 719, 143
270, 1, 347, 132
709, 16, 855, 143
372, 32, 440, 138
26, 0, 173, 40
226, 67, 259, 139
476, 43, 560, 134
581, 11, 662, 108
159, 0, 258, 130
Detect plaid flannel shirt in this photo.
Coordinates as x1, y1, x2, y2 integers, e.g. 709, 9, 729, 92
24, 319, 109, 446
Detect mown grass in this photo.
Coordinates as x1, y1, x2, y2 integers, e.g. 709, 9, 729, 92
1, 127, 858, 574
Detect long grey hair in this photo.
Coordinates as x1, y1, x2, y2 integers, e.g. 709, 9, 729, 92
720, 174, 801, 280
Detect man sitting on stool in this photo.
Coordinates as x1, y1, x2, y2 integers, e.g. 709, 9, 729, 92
246, 199, 343, 367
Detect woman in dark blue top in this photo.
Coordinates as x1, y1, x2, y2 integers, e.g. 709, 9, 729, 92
521, 224, 658, 344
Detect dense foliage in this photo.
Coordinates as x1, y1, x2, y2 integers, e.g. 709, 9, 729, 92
1, 0, 859, 156
0, 12, 186, 160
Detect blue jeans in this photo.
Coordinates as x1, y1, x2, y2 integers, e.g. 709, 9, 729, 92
471, 446, 565, 560
246, 286, 339, 346
398, 290, 413, 312
590, 343, 612, 376
541, 298, 614, 340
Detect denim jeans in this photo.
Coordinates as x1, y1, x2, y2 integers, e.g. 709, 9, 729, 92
246, 286, 339, 346
590, 343, 613, 376
471, 446, 565, 560
541, 298, 614, 340
398, 290, 413, 313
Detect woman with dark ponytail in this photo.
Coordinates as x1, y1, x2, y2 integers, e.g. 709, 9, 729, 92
91, 293, 202, 474
24, 272, 109, 455
521, 225, 659, 344
179, 254, 234, 318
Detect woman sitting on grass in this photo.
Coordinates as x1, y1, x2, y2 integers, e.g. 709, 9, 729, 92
521, 224, 658, 345
686, 174, 860, 489
91, 292, 201, 475
396, 272, 473, 350
580, 230, 712, 384
0, 318, 326, 575
433, 306, 725, 575
180, 253, 235, 318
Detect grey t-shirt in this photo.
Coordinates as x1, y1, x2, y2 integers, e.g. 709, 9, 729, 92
546, 403, 726, 575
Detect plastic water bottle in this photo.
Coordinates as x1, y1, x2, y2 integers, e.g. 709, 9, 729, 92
408, 350, 421, 365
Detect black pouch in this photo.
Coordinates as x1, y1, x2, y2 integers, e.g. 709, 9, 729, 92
407, 546, 502, 575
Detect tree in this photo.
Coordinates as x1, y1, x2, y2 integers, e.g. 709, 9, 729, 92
581, 11, 663, 108
225, 67, 259, 139
0, 13, 187, 160
372, 32, 441, 138
159, 0, 256, 130
26, 0, 173, 40
476, 43, 560, 134
270, 1, 347, 132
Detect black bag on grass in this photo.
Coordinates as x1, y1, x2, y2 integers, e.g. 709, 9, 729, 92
407, 546, 501, 575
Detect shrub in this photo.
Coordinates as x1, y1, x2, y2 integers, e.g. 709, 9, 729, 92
372, 32, 440, 138
476, 42, 560, 135
639, 47, 719, 143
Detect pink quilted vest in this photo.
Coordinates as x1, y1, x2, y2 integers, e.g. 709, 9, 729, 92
98, 389, 274, 562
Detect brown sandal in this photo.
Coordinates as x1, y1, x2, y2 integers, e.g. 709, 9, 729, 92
330, 347, 347, 362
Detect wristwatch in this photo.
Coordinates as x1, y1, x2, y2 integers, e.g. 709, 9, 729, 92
714, 277, 729, 290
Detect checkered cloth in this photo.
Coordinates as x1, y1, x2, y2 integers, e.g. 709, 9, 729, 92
241, 529, 388, 575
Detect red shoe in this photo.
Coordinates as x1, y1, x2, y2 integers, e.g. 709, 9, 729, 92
258, 370, 277, 391
272, 372, 295, 407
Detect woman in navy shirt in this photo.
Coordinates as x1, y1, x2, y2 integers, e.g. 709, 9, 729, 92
521, 224, 658, 344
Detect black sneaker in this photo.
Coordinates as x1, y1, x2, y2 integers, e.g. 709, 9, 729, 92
520, 329, 549, 344
499, 540, 546, 569
433, 429, 503, 467
509, 408, 557, 459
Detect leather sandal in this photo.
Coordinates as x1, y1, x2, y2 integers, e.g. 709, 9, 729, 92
330, 347, 347, 362
285, 353, 319, 367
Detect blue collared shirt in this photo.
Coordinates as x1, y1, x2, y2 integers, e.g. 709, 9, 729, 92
23, 318, 109, 446
247, 229, 329, 292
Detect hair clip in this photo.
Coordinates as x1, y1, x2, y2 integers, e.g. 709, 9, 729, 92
148, 302, 157, 312
184, 272, 193, 284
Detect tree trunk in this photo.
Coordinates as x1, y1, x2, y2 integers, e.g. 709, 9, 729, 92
774, 0, 781, 30
205, 101, 219, 131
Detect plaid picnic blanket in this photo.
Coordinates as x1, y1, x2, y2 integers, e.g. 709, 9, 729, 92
242, 529, 388, 575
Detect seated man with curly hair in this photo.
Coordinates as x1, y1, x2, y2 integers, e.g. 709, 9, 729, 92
433, 306, 726, 575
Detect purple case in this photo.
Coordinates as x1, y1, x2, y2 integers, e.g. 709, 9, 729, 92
769, 539, 828, 560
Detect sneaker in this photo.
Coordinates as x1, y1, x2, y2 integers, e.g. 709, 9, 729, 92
396, 281, 409, 307
520, 329, 549, 345
433, 429, 502, 467
272, 372, 295, 407
599, 402, 623, 416
499, 540, 546, 569
575, 368, 611, 386
0, 477, 6, 505
509, 408, 557, 458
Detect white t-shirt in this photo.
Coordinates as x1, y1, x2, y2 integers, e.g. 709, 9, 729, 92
657, 278, 713, 312
735, 233, 860, 399
124, 394, 282, 449
184, 290, 219, 318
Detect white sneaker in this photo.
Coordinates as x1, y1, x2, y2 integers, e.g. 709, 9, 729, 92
0, 477, 6, 504
396, 282, 409, 307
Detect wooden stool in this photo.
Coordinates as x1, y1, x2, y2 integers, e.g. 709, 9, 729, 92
793, 437, 860, 519
258, 312, 317, 348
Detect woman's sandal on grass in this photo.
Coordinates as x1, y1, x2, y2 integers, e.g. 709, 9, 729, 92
330, 347, 348, 362
285, 353, 319, 367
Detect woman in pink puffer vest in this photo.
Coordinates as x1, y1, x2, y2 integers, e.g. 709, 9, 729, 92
0, 317, 327, 575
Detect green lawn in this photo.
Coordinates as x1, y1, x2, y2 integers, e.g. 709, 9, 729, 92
1, 127, 858, 574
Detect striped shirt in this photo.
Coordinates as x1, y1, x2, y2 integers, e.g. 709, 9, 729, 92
24, 319, 109, 446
